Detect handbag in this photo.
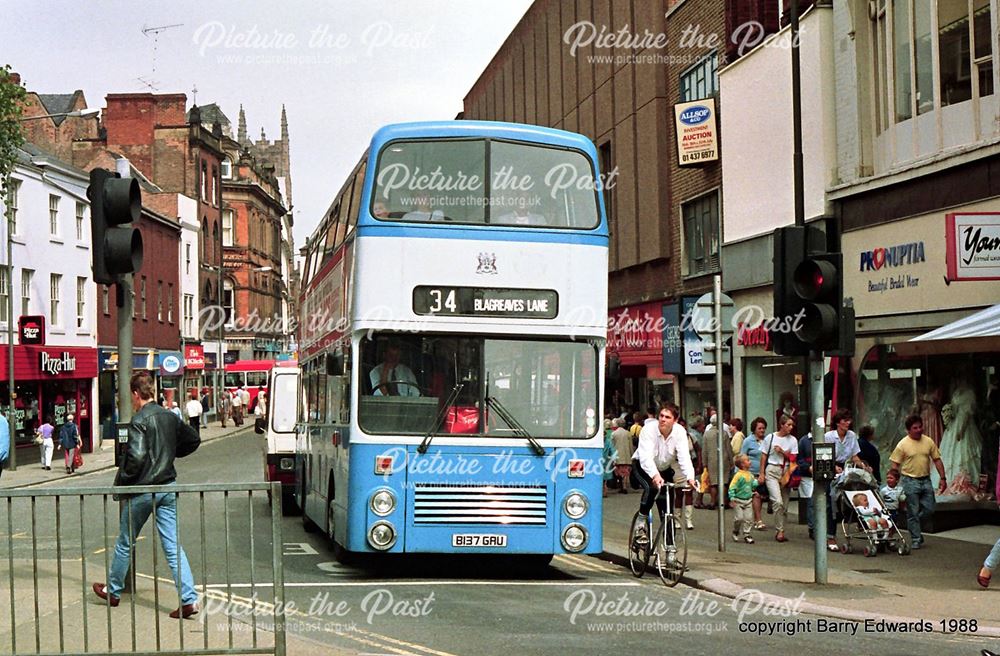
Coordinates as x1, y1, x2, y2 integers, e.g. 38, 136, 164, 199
73, 449, 83, 469
33, 433, 43, 446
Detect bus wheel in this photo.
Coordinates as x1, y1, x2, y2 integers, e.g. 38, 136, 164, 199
281, 487, 300, 516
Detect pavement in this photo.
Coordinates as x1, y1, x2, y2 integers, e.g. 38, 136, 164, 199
0, 421, 253, 489
598, 488, 1000, 636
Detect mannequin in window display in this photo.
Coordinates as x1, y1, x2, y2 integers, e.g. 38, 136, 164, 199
936, 378, 984, 495
918, 383, 945, 447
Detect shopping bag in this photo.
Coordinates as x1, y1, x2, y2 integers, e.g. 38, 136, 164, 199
73, 450, 83, 469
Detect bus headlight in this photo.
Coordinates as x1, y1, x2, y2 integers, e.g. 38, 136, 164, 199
370, 489, 396, 517
279, 458, 294, 471
561, 524, 588, 552
368, 521, 397, 550
563, 493, 589, 519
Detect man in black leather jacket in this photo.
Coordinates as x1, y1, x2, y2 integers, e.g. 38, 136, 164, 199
93, 371, 202, 618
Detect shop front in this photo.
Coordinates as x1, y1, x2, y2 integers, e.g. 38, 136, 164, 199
607, 301, 676, 417
0, 346, 98, 453
182, 344, 207, 413
844, 206, 1000, 528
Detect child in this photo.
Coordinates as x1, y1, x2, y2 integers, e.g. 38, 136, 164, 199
880, 470, 906, 524
852, 492, 890, 532
728, 454, 758, 544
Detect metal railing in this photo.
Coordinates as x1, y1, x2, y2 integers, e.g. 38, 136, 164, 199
0, 482, 286, 656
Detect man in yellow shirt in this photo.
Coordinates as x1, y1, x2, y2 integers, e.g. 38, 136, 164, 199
887, 414, 947, 550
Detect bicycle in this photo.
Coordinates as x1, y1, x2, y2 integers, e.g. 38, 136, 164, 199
627, 481, 690, 586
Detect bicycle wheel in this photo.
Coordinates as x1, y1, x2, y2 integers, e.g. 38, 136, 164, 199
627, 512, 651, 577
656, 510, 687, 587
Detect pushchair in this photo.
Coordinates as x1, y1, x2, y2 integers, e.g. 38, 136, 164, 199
833, 467, 911, 557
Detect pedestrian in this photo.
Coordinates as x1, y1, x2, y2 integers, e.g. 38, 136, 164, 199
254, 389, 269, 433
611, 418, 633, 494
200, 389, 210, 428
230, 387, 244, 426
170, 402, 182, 419
601, 419, 616, 498
699, 413, 733, 509
729, 417, 745, 456
858, 425, 881, 482
759, 414, 798, 543
92, 371, 201, 618
218, 389, 231, 428
887, 414, 947, 550
58, 414, 81, 474
37, 415, 55, 470
798, 431, 815, 539
185, 391, 202, 435
822, 409, 867, 552
729, 454, 758, 543
0, 412, 9, 481
739, 417, 769, 530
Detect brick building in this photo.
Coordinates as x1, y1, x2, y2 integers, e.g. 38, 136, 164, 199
462, 0, 758, 416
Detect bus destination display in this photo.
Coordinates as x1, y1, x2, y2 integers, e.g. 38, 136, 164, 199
413, 286, 558, 319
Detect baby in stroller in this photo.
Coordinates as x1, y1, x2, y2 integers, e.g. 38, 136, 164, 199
851, 492, 890, 533
834, 467, 911, 556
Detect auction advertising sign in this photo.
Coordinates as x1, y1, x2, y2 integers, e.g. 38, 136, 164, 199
674, 98, 718, 166
946, 212, 1000, 281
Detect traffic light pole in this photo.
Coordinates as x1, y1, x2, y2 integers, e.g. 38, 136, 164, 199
116, 275, 136, 593
6, 197, 15, 472
811, 353, 828, 583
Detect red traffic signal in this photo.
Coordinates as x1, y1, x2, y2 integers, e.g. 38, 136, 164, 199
88, 169, 144, 285
792, 253, 842, 349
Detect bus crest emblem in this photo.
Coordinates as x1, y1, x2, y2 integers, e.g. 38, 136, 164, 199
476, 252, 498, 275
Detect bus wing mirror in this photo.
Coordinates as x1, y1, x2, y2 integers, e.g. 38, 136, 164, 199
327, 352, 345, 376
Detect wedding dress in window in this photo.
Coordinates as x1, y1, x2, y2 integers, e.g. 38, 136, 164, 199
937, 384, 983, 494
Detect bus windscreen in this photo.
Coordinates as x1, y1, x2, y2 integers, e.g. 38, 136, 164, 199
372, 139, 600, 228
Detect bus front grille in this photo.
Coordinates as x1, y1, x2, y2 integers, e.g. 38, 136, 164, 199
413, 484, 548, 525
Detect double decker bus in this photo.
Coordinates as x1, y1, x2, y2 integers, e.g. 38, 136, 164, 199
296, 121, 609, 561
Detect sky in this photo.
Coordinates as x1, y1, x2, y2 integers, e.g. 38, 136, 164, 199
2, 0, 533, 250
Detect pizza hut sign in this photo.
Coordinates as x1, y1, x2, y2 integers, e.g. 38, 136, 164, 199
18, 315, 45, 345
39, 351, 77, 376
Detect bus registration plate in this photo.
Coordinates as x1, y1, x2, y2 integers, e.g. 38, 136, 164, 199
452, 534, 508, 548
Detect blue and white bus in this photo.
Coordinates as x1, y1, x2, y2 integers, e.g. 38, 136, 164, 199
296, 121, 609, 561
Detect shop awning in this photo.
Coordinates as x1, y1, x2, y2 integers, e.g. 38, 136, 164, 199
898, 304, 1000, 356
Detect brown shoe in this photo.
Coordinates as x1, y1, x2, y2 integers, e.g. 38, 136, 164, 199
169, 603, 199, 619
92, 582, 119, 607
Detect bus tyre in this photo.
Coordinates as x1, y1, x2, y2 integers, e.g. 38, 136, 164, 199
281, 487, 300, 516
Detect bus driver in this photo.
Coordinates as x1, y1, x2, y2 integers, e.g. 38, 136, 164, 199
370, 343, 420, 397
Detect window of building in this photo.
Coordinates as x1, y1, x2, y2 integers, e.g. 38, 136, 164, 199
185, 243, 192, 275
49, 195, 59, 236
168, 283, 174, 323
5, 179, 20, 235
682, 191, 721, 277
872, 0, 994, 132
221, 157, 233, 179
210, 166, 217, 207
49, 274, 61, 326
223, 209, 234, 246
223, 279, 234, 328
75, 202, 85, 241
140, 276, 147, 320
200, 160, 207, 201
184, 293, 194, 334
157, 281, 163, 322
0, 267, 7, 323
20, 269, 32, 316
102, 285, 110, 315
680, 52, 719, 102
76, 277, 86, 329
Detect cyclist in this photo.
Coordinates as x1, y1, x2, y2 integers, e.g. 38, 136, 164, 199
630, 402, 698, 545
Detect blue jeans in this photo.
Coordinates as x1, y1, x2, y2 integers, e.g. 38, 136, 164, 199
985, 537, 1000, 571
108, 489, 198, 605
901, 475, 935, 545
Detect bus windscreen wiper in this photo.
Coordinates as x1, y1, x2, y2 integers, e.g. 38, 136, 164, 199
417, 383, 464, 454
485, 394, 545, 457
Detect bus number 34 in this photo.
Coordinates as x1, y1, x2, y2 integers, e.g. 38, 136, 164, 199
429, 289, 457, 313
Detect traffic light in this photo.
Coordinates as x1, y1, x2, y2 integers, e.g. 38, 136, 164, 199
773, 225, 853, 355
87, 168, 143, 285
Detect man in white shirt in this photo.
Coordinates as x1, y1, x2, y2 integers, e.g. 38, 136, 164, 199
630, 403, 697, 541
184, 392, 202, 434
230, 387, 244, 426
369, 343, 420, 397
